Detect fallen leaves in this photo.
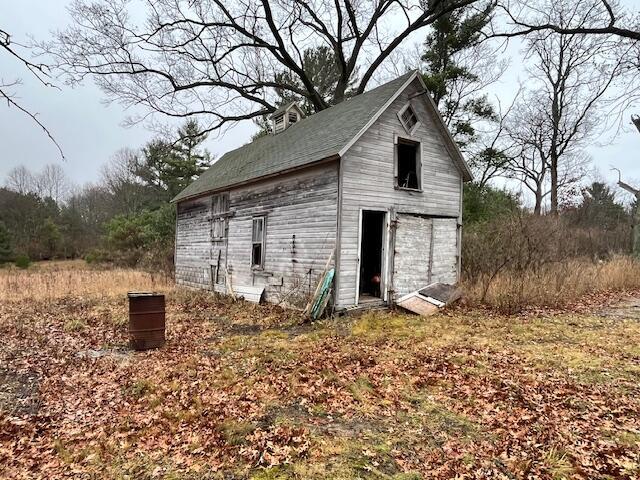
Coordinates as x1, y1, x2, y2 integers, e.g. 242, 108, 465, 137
1, 281, 640, 478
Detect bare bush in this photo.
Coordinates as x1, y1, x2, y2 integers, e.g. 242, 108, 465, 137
462, 212, 632, 311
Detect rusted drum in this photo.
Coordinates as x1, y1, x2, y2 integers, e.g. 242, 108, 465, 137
128, 292, 166, 350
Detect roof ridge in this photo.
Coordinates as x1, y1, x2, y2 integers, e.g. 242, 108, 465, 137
172, 70, 419, 202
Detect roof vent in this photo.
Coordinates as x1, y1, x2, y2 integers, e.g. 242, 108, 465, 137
269, 102, 305, 134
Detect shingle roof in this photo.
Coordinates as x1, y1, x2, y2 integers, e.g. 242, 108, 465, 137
172, 71, 416, 202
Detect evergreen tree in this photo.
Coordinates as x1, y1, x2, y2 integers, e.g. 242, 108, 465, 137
0, 222, 12, 263
421, 0, 495, 148
463, 182, 520, 224
253, 46, 357, 138
38, 218, 62, 259
570, 182, 628, 230
136, 120, 211, 200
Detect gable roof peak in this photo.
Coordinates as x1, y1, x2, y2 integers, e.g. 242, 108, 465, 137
173, 70, 471, 203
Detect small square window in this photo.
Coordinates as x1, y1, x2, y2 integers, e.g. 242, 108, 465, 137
288, 111, 298, 124
251, 217, 266, 268
396, 139, 421, 190
398, 103, 418, 133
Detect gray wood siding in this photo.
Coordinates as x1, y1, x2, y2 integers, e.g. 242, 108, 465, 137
176, 161, 339, 307
336, 77, 463, 307
394, 214, 432, 297
430, 218, 458, 284
175, 198, 216, 289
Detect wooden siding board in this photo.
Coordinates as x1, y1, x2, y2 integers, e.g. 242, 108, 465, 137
336, 77, 463, 307
176, 161, 339, 308
394, 215, 432, 298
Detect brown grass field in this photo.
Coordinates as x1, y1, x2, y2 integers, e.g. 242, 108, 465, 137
1, 261, 640, 479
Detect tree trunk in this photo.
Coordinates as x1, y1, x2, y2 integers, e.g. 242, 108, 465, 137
550, 150, 559, 215
333, 77, 347, 105
633, 200, 640, 258
534, 183, 543, 215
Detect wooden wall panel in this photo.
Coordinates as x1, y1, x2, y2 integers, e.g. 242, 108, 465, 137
336, 77, 463, 307
176, 161, 339, 307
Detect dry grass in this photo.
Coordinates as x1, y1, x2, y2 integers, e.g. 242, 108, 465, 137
0, 260, 170, 302
463, 255, 640, 312
2, 261, 640, 479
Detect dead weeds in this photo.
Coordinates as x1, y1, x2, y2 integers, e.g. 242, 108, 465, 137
1, 266, 640, 478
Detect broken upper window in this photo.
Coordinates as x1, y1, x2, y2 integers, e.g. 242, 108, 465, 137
251, 216, 266, 268
398, 103, 418, 133
396, 139, 421, 190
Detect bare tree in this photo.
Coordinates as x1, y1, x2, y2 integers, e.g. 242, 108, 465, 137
43, 0, 503, 135
467, 91, 520, 188
504, 98, 550, 213
426, 41, 509, 148
100, 148, 151, 214
515, 1, 628, 214
504, 90, 590, 213
35, 164, 71, 204
5, 165, 36, 195
1, 28, 63, 158
492, 0, 640, 41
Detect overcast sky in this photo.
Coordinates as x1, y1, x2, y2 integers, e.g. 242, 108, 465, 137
1, 1, 638, 202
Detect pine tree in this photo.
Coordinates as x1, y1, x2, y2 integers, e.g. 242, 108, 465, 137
421, 0, 495, 148
0, 222, 12, 263
574, 182, 628, 230
136, 120, 212, 200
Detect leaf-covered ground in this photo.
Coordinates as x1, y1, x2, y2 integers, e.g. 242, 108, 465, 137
1, 288, 640, 479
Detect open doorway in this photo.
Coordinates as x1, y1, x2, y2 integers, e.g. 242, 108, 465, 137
358, 210, 386, 303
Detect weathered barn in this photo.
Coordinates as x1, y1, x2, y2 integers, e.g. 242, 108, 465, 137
172, 70, 472, 310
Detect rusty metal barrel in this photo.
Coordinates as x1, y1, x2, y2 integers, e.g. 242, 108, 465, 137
128, 292, 166, 350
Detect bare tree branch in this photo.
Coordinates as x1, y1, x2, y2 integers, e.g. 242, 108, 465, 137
1, 27, 64, 159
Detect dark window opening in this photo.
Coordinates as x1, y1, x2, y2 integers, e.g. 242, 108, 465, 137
251, 243, 262, 267
288, 111, 298, 124
359, 210, 385, 299
396, 140, 420, 189
251, 217, 265, 268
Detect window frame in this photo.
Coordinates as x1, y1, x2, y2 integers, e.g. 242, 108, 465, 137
251, 216, 267, 270
393, 135, 423, 192
397, 102, 420, 135
210, 193, 230, 242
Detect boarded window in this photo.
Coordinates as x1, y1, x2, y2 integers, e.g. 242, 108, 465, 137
396, 139, 420, 190
399, 104, 418, 133
251, 217, 266, 268
210, 193, 229, 242
288, 111, 298, 124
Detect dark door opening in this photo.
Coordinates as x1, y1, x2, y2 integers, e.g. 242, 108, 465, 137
359, 210, 385, 301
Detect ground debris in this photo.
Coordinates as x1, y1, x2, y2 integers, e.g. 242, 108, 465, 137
1, 279, 640, 479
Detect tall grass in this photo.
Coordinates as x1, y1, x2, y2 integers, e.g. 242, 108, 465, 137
0, 261, 170, 302
463, 255, 640, 313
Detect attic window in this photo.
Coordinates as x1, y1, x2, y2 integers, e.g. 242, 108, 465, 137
288, 111, 298, 124
274, 114, 285, 133
398, 103, 418, 133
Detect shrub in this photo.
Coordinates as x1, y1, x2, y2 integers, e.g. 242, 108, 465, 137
461, 212, 635, 312
104, 203, 175, 275
463, 182, 520, 224
15, 254, 31, 269
84, 249, 110, 265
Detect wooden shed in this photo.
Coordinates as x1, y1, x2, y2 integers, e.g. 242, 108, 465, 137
172, 70, 472, 310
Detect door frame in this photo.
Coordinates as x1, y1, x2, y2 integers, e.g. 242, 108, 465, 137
355, 208, 390, 306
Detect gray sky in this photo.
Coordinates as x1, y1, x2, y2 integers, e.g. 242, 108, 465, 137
1, 1, 638, 201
